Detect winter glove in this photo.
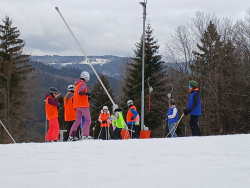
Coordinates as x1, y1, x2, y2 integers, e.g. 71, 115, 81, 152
87, 92, 95, 99
183, 108, 191, 116
85, 92, 92, 96
131, 117, 134, 121
102, 120, 107, 123
90, 92, 95, 98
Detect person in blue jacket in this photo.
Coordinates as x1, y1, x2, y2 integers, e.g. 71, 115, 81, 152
167, 99, 179, 138
183, 80, 201, 136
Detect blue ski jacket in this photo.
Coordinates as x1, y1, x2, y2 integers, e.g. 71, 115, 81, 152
187, 90, 201, 116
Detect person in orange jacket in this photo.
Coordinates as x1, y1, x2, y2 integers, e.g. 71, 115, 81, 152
68, 71, 94, 141
45, 87, 61, 142
64, 84, 80, 141
126, 100, 139, 139
98, 106, 111, 140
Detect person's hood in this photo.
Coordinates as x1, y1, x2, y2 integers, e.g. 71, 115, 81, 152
115, 108, 122, 112
75, 79, 84, 85
45, 93, 51, 100
190, 88, 199, 93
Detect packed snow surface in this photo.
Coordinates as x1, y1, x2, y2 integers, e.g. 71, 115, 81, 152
0, 134, 250, 188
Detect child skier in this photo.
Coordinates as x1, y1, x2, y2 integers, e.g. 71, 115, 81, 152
68, 71, 94, 141
108, 104, 125, 140
183, 80, 201, 136
167, 99, 179, 138
126, 100, 139, 139
64, 85, 80, 141
45, 87, 61, 142
98, 106, 111, 140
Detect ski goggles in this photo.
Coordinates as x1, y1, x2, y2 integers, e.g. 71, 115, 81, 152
188, 84, 192, 88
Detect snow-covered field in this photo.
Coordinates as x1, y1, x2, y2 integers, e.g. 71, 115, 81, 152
0, 134, 250, 188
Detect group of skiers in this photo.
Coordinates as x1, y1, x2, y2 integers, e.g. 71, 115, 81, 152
97, 100, 140, 140
165, 80, 201, 137
45, 69, 201, 142
44, 71, 141, 142
45, 71, 93, 142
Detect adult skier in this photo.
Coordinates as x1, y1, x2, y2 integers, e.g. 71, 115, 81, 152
166, 99, 179, 138
183, 80, 201, 136
45, 87, 61, 142
126, 100, 139, 138
68, 71, 94, 141
109, 105, 125, 140
98, 106, 111, 140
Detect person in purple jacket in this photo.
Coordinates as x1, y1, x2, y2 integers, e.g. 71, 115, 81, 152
68, 71, 95, 141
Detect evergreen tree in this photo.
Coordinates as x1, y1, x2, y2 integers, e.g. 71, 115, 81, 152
90, 74, 114, 139
123, 23, 168, 134
191, 21, 243, 135
0, 16, 33, 143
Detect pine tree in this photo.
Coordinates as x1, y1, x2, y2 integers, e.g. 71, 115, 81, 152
90, 74, 114, 139
123, 23, 168, 134
191, 21, 242, 135
0, 16, 33, 143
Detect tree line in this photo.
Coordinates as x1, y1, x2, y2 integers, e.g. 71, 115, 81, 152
1, 9, 250, 143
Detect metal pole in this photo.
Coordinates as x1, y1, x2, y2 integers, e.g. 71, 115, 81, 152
55, 7, 115, 106
0, 120, 16, 143
139, 1, 147, 131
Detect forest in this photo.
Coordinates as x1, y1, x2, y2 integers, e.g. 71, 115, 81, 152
0, 9, 250, 143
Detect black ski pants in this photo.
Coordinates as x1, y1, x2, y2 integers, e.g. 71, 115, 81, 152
113, 128, 122, 140
99, 127, 109, 140
127, 124, 140, 139
189, 115, 201, 136
64, 121, 80, 141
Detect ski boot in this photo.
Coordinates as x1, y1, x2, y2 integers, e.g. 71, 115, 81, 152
67, 136, 78, 142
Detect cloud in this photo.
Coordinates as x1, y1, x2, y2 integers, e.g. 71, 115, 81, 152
0, 0, 249, 56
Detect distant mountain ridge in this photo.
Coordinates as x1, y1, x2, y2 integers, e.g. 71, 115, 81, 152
31, 55, 129, 80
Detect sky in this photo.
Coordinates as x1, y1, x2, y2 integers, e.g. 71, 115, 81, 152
0, 0, 249, 57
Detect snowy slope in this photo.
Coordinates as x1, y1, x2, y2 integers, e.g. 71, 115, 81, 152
0, 134, 250, 188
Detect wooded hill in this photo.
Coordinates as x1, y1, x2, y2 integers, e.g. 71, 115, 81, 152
24, 60, 121, 142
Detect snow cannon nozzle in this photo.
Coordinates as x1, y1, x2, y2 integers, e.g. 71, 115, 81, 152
55, 7, 59, 11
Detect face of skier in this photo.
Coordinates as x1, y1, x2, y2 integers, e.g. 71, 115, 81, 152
169, 103, 174, 108
188, 84, 193, 92
51, 92, 56, 98
104, 109, 107, 113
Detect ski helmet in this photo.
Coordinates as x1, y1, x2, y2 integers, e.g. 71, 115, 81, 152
67, 85, 75, 91
80, 71, 90, 81
168, 99, 176, 105
48, 87, 58, 95
103, 106, 108, 110
188, 80, 198, 88
127, 100, 133, 106
113, 104, 119, 111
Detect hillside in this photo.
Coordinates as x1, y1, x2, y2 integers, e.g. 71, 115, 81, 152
0, 134, 249, 188
25, 60, 122, 142
31, 55, 129, 80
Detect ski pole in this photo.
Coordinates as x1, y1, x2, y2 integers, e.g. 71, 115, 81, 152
185, 124, 186, 137
166, 113, 184, 138
105, 125, 108, 140
162, 118, 166, 138
131, 121, 133, 139
55, 7, 115, 106
0, 120, 16, 143
98, 127, 102, 139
